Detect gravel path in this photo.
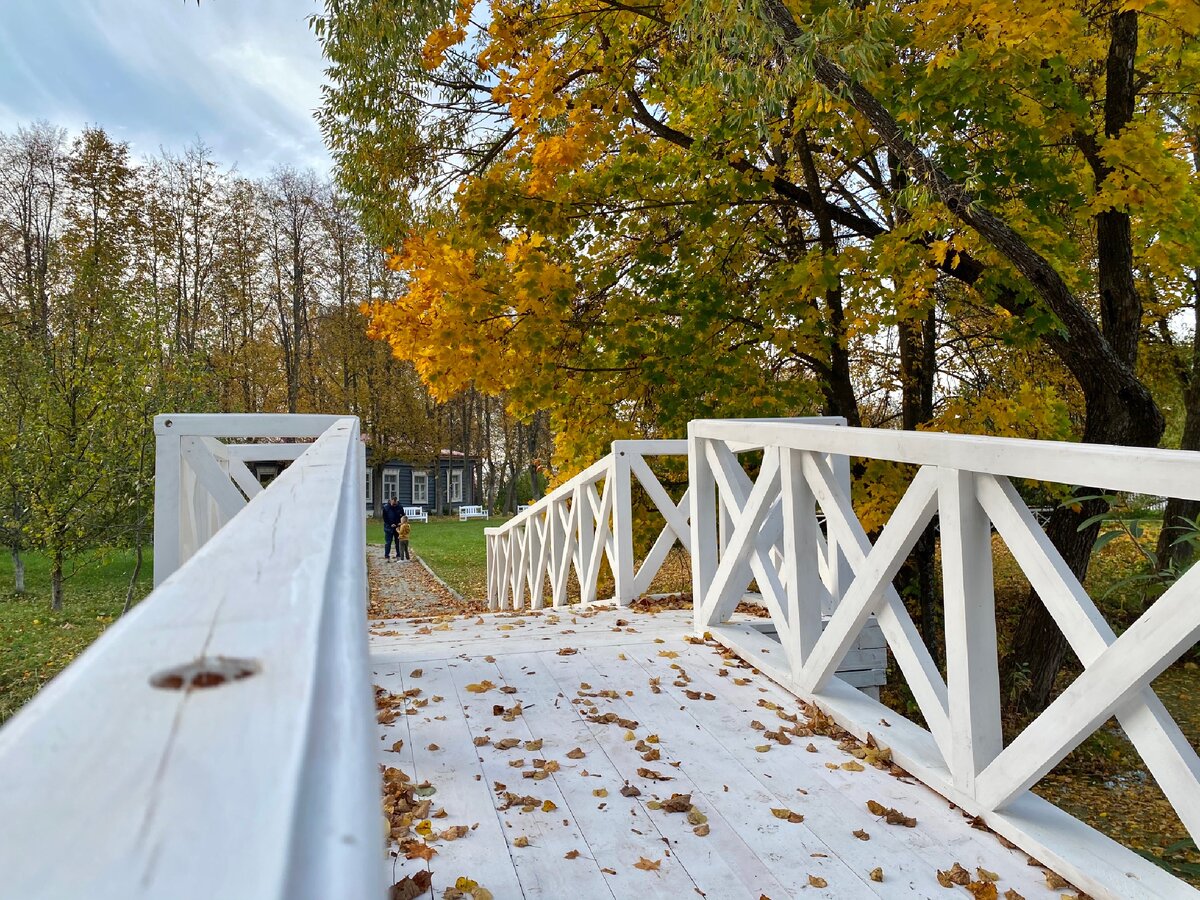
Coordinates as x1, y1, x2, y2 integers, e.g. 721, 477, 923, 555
366, 544, 486, 619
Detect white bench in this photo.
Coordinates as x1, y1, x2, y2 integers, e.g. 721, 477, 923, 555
403, 506, 427, 523
459, 505, 489, 521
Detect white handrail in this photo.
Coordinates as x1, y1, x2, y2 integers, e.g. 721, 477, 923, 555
690, 418, 1200, 899
0, 416, 383, 900
152, 413, 353, 585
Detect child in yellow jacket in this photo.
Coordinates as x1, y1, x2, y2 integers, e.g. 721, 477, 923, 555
398, 516, 411, 561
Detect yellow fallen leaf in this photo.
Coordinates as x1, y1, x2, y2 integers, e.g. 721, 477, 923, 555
634, 857, 661, 871
869, 867, 883, 882
976, 868, 1000, 883
513, 835, 530, 848
466, 681, 496, 694
542, 800, 557, 812
808, 874, 827, 888
593, 788, 608, 798
658, 650, 679, 659
841, 760, 864, 772
415, 819, 432, 837
564, 849, 580, 859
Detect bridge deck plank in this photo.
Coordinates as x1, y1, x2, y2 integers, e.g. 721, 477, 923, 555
369, 606, 1068, 900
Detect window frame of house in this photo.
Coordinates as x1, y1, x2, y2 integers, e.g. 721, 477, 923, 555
364, 471, 374, 507
448, 469, 463, 503
382, 469, 400, 502
412, 471, 428, 505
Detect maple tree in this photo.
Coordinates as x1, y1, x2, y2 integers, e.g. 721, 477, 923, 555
318, 0, 1200, 709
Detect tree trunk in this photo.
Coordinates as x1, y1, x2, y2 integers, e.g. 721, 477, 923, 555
897, 310, 941, 664
50, 542, 64, 612
124, 534, 144, 615
1156, 273, 1200, 572
11, 547, 25, 594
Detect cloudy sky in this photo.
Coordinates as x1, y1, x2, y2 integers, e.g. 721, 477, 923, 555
0, 0, 331, 176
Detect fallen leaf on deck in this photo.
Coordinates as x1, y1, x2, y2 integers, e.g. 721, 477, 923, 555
637, 767, 672, 780
965, 882, 998, 900
566, 747, 585, 759
466, 681, 496, 694
687, 807, 708, 826
473, 736, 490, 747
415, 819, 433, 838
1002, 891, 1025, 900
866, 799, 916, 827
620, 784, 641, 797
658, 650, 679, 659
841, 760, 864, 772
513, 836, 530, 848
755, 745, 771, 753
770, 808, 805, 823
495, 738, 520, 750
427, 743, 440, 751
557, 648, 578, 656
662, 793, 692, 812
939, 863, 971, 886
976, 868, 999, 883
524, 739, 543, 751
853, 829, 869, 840
634, 857, 662, 871
694, 823, 710, 836
389, 870, 432, 900
441, 825, 469, 841
594, 788, 609, 798
806, 743, 818, 752
542, 800, 557, 812
410, 669, 423, 678
565, 849, 581, 860
391, 740, 405, 752
808, 874, 827, 888
400, 839, 436, 861
1044, 872, 1069, 890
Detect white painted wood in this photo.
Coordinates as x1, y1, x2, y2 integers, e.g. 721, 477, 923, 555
0, 417, 382, 900
153, 428, 182, 587
226, 442, 312, 462
153, 412, 343, 439
692, 418, 1200, 502
938, 468, 1002, 795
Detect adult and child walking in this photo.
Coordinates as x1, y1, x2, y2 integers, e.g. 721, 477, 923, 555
382, 497, 411, 561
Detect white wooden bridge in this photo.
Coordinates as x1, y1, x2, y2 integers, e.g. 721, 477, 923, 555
0, 413, 1197, 899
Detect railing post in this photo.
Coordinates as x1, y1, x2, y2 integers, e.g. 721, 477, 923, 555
781, 447, 822, 678
688, 426, 718, 633
938, 468, 1002, 796
611, 448, 636, 605
153, 416, 182, 587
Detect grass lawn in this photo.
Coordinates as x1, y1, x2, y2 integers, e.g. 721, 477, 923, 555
0, 548, 153, 725
368, 515, 509, 600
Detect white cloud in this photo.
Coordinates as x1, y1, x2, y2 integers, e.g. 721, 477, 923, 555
0, 0, 330, 176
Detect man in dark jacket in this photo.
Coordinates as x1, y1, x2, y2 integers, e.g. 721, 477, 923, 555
382, 497, 403, 561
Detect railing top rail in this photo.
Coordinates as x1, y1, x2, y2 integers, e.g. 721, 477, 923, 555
0, 416, 382, 900
691, 419, 1200, 500
154, 412, 346, 438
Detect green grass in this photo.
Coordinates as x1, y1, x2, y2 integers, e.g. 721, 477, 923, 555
0, 547, 153, 724
369, 515, 508, 599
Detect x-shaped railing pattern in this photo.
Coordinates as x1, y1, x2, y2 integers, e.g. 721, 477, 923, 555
486, 440, 691, 609
690, 418, 1200, 899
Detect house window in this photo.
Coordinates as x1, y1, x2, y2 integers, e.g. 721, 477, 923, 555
412, 471, 428, 504
382, 469, 399, 502
448, 469, 463, 503
364, 471, 374, 506
258, 465, 279, 488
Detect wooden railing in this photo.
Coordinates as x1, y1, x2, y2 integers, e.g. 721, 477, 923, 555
0, 416, 384, 900
690, 418, 1200, 900
152, 412, 354, 585
486, 439, 691, 609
